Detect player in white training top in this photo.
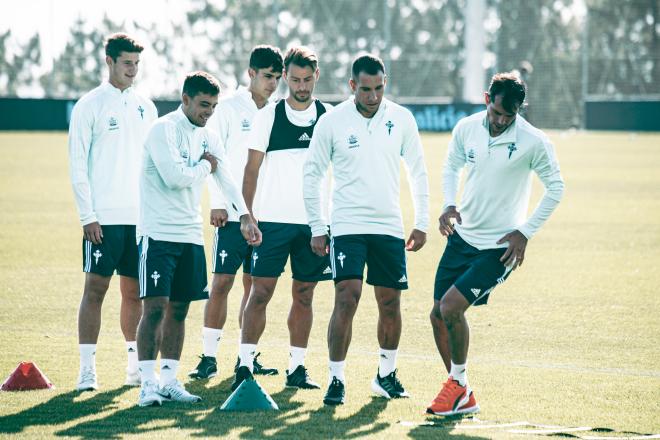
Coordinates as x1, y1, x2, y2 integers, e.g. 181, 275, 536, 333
303, 54, 430, 405
188, 45, 283, 381
135, 72, 258, 407
233, 46, 333, 392
68, 33, 157, 391
426, 72, 564, 416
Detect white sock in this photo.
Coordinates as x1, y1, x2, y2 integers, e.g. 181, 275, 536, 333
378, 348, 398, 377
79, 344, 96, 371
450, 361, 467, 386
202, 327, 223, 357
138, 360, 157, 386
288, 346, 306, 373
239, 343, 257, 372
126, 341, 138, 373
328, 360, 346, 384
160, 359, 179, 387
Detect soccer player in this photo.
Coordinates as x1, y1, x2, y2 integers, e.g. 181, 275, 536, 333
426, 72, 564, 416
303, 54, 430, 405
68, 33, 157, 391
135, 72, 259, 407
232, 46, 333, 392
188, 45, 284, 381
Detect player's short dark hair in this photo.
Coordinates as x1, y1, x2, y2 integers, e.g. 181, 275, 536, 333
351, 54, 385, 79
182, 71, 221, 98
488, 72, 526, 113
249, 45, 284, 73
284, 46, 318, 72
104, 33, 144, 61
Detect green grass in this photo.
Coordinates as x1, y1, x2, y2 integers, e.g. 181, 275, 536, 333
0, 131, 658, 439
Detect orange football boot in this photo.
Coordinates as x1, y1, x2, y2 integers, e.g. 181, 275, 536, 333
426, 376, 470, 416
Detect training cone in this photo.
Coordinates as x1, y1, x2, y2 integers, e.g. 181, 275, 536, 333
220, 377, 278, 411
2, 362, 54, 391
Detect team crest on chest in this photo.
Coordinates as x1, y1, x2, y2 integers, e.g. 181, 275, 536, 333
202, 139, 209, 152
348, 135, 360, 149
467, 148, 476, 163
385, 120, 394, 135
507, 143, 517, 159
138, 106, 144, 120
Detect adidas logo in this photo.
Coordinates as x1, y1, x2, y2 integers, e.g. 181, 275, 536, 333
323, 266, 332, 274
298, 132, 311, 142
471, 288, 481, 297
162, 365, 171, 370
128, 347, 136, 352
398, 275, 407, 283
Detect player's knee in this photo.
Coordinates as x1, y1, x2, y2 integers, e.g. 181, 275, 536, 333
430, 302, 443, 323
293, 283, 315, 308
142, 303, 166, 323
439, 295, 463, 325
248, 285, 273, 308
168, 302, 189, 322
84, 277, 110, 302
378, 300, 400, 323
335, 289, 360, 315
211, 274, 234, 297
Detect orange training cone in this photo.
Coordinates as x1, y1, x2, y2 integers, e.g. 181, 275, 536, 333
2, 362, 54, 391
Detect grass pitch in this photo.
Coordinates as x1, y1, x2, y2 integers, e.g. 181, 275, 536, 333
0, 130, 658, 439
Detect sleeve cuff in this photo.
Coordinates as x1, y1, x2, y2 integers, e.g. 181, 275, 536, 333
81, 215, 98, 226
311, 224, 328, 237
517, 225, 533, 240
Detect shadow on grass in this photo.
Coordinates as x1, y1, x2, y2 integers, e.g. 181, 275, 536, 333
407, 414, 491, 440
0, 388, 125, 435
56, 376, 393, 439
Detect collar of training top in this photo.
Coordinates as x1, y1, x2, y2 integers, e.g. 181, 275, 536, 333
481, 112, 517, 146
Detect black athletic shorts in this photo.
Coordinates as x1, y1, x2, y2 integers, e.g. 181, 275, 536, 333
138, 237, 209, 302
434, 232, 513, 306
212, 222, 252, 275
82, 224, 138, 278
250, 222, 332, 282
330, 234, 408, 290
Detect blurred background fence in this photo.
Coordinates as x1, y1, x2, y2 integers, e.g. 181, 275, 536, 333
1, 0, 658, 130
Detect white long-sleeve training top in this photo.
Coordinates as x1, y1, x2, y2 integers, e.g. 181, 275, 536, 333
304, 97, 430, 239
68, 82, 158, 226
139, 107, 249, 245
443, 110, 565, 250
205, 87, 259, 221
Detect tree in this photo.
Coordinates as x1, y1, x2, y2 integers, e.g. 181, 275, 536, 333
0, 30, 42, 96
41, 15, 123, 98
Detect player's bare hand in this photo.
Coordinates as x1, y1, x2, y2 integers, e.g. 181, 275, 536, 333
201, 152, 218, 173
310, 235, 329, 257
497, 230, 528, 270
210, 209, 228, 227
83, 221, 103, 245
240, 214, 262, 246
405, 229, 427, 252
438, 206, 462, 236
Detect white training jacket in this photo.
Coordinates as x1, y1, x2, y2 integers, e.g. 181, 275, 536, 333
68, 81, 157, 226
139, 107, 248, 245
443, 110, 565, 250
304, 97, 430, 239
205, 87, 259, 222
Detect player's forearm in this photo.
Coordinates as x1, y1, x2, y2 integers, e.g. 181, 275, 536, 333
519, 177, 564, 239
212, 160, 248, 217
241, 168, 259, 216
